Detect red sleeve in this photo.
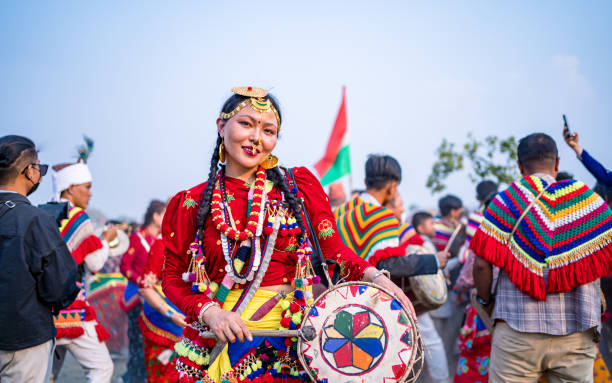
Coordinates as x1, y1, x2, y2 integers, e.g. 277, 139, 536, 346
293, 167, 372, 281
72, 235, 103, 265
120, 233, 142, 285
139, 238, 165, 288
161, 186, 212, 321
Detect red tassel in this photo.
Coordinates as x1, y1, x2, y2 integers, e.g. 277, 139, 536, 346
548, 242, 612, 293
95, 323, 111, 342
83, 305, 97, 321
56, 326, 85, 339
470, 230, 546, 300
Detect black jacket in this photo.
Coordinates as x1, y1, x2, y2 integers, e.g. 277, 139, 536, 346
377, 253, 439, 278
0, 192, 79, 351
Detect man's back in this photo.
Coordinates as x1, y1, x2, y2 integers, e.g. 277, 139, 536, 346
0, 192, 78, 351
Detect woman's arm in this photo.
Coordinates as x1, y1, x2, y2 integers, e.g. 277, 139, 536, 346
139, 287, 187, 328
293, 167, 372, 281
293, 167, 417, 320
161, 190, 215, 320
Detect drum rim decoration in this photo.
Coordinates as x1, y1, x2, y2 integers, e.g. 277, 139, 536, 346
297, 281, 424, 383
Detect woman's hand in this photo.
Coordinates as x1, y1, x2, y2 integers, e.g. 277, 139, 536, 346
201, 306, 252, 343
363, 267, 417, 323
171, 312, 188, 328
563, 125, 582, 156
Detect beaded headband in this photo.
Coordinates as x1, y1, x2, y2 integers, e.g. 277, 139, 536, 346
220, 86, 281, 130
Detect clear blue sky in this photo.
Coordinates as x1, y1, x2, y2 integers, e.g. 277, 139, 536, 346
2, 1, 611, 220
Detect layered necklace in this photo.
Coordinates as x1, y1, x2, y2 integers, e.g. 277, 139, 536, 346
211, 166, 268, 284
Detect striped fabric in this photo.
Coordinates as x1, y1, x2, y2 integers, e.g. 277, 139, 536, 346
432, 218, 455, 251
459, 208, 485, 263
470, 176, 612, 300
465, 208, 484, 242
399, 223, 425, 247
335, 196, 400, 260
60, 206, 103, 264
54, 205, 108, 341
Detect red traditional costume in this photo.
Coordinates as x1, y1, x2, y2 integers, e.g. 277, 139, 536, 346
121, 227, 157, 310
139, 238, 183, 382
162, 167, 371, 383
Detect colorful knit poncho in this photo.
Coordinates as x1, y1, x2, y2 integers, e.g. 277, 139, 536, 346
470, 176, 612, 301
335, 196, 400, 260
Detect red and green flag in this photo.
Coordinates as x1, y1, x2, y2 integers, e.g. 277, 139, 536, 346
314, 87, 351, 186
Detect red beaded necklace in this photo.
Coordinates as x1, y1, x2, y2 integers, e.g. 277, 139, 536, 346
210, 166, 266, 242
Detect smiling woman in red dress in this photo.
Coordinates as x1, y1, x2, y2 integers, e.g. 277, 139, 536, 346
161, 86, 416, 383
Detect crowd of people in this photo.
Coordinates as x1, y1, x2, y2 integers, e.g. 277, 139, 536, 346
0, 85, 611, 383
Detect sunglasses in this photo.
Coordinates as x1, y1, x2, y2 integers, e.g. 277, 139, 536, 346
23, 163, 49, 177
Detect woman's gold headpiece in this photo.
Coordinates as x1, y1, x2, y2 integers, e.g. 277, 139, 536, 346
220, 86, 281, 130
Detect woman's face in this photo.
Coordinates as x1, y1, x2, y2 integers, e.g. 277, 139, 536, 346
217, 104, 278, 174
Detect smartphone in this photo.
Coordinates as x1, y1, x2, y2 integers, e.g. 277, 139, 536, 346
563, 115, 575, 138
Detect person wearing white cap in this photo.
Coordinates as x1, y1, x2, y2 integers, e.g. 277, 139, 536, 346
48, 154, 116, 383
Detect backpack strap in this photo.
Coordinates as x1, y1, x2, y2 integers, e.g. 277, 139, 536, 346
0, 199, 25, 220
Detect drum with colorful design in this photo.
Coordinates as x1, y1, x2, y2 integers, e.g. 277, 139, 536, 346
298, 282, 424, 382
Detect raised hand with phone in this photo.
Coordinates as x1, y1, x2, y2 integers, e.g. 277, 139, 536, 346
562, 114, 612, 187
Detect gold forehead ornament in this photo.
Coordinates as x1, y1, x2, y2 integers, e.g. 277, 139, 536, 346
220, 86, 281, 130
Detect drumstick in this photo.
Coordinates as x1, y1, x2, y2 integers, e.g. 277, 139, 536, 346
198, 325, 317, 342
443, 223, 464, 253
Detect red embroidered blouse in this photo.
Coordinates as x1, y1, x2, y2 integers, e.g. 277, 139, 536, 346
120, 228, 156, 285
139, 237, 165, 289
161, 167, 372, 320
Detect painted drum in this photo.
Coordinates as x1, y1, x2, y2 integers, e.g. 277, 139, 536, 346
298, 282, 424, 383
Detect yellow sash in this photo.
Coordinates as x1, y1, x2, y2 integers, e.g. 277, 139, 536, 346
206, 288, 294, 382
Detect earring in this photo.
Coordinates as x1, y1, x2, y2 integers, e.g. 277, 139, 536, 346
260, 154, 278, 170
218, 140, 226, 163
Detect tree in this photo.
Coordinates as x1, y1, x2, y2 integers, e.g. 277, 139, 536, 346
426, 133, 519, 193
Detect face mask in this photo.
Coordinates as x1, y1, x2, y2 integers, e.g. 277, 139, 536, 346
27, 181, 40, 196
25, 171, 40, 196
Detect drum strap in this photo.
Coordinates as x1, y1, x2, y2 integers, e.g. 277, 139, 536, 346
286, 168, 339, 287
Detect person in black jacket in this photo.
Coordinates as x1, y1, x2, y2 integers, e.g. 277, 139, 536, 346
0, 135, 79, 383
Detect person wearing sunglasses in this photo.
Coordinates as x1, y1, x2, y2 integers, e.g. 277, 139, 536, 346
0, 135, 80, 383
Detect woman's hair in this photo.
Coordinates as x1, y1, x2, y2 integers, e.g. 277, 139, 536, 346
0, 135, 37, 185
143, 199, 167, 227
195, 93, 306, 242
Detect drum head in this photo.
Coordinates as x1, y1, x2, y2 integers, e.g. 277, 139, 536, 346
298, 282, 423, 383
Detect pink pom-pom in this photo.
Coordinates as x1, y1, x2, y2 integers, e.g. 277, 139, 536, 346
313, 275, 321, 284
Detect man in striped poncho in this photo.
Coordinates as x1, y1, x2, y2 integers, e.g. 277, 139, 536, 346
49, 161, 116, 382
473, 133, 612, 382
335, 155, 448, 286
